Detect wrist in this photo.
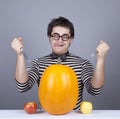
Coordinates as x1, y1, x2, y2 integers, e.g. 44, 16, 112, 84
17, 53, 24, 59
96, 58, 105, 66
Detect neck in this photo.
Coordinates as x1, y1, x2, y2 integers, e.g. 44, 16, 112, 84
52, 51, 69, 56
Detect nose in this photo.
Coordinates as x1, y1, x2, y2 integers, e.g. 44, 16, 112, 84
58, 36, 63, 42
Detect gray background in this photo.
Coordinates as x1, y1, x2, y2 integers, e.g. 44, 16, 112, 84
0, 0, 120, 109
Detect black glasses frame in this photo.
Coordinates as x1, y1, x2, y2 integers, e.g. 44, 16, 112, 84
51, 33, 71, 41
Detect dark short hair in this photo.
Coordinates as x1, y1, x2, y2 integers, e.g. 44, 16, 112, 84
47, 16, 74, 38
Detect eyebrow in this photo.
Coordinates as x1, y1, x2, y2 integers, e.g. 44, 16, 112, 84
51, 33, 70, 35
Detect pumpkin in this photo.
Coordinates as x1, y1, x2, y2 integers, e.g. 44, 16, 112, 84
38, 64, 78, 115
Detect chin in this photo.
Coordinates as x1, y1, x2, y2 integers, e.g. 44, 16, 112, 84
53, 50, 64, 55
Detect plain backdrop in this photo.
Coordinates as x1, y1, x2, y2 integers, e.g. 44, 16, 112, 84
0, 0, 120, 109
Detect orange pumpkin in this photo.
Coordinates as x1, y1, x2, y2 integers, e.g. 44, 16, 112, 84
38, 64, 78, 115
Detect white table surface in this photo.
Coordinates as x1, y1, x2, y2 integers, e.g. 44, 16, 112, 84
0, 110, 120, 119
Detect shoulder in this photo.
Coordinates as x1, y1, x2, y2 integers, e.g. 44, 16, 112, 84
31, 54, 52, 64
68, 53, 93, 65
37, 54, 51, 60
68, 53, 85, 62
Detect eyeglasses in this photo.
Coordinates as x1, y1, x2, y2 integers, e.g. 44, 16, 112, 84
50, 33, 71, 41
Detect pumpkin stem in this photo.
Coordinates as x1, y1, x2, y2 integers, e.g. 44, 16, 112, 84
57, 57, 62, 64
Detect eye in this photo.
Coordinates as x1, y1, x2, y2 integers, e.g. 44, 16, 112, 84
53, 34, 59, 38
51, 33, 60, 39
62, 34, 70, 40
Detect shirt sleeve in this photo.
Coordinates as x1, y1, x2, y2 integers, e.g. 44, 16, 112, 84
81, 59, 103, 96
16, 58, 40, 92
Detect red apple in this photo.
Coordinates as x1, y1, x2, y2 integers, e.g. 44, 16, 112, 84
24, 101, 37, 114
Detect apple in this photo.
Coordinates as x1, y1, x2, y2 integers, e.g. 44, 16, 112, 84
80, 101, 93, 114
24, 101, 37, 114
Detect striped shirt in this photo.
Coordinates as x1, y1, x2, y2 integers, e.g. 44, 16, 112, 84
16, 52, 102, 111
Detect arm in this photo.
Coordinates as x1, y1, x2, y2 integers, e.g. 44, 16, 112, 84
11, 37, 28, 83
90, 40, 110, 88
